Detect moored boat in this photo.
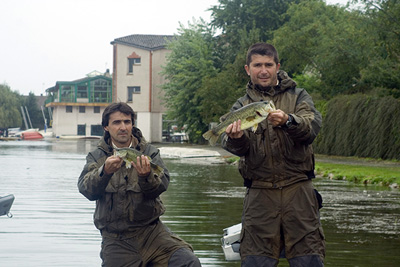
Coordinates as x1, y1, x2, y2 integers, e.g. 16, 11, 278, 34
21, 131, 43, 140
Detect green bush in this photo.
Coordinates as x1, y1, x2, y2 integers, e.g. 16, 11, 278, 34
314, 94, 400, 160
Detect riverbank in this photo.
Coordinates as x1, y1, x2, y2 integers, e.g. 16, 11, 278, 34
158, 144, 400, 188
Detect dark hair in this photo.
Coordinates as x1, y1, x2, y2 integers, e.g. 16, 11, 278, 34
246, 43, 279, 66
102, 102, 135, 127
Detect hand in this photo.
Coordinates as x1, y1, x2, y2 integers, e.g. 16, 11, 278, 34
104, 155, 123, 175
268, 109, 289, 127
225, 119, 244, 139
131, 155, 151, 176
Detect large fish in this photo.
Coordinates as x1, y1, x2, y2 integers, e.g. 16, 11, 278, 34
202, 101, 276, 146
114, 147, 164, 176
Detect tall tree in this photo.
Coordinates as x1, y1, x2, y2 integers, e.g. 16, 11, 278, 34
162, 19, 219, 143
209, 0, 303, 64
199, 27, 263, 124
0, 83, 23, 129
273, 0, 375, 98
355, 0, 400, 97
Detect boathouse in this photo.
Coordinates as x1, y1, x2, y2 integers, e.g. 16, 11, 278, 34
45, 70, 112, 138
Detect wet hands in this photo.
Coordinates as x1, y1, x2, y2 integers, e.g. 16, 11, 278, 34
104, 155, 151, 176
131, 155, 151, 177
104, 155, 124, 175
225, 110, 289, 138
268, 109, 288, 127
225, 119, 244, 139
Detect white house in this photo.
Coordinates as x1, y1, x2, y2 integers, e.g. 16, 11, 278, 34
45, 70, 112, 138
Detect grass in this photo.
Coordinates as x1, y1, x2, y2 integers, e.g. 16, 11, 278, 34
223, 155, 400, 187
315, 162, 400, 186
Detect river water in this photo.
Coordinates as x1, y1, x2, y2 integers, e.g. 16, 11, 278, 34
0, 140, 399, 266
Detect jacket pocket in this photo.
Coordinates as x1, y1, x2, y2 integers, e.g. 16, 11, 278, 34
245, 125, 267, 170
279, 131, 310, 164
94, 193, 113, 224
126, 185, 164, 222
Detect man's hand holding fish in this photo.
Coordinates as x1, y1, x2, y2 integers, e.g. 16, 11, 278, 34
225, 119, 244, 139
267, 109, 290, 127
103, 155, 123, 175
131, 155, 151, 177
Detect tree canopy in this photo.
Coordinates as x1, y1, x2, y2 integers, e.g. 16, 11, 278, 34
0, 83, 22, 129
162, 19, 219, 143
209, 0, 302, 64
273, 0, 375, 98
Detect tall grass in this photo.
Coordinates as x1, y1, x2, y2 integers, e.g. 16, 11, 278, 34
315, 94, 400, 160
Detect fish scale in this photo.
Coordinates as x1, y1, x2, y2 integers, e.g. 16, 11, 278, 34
203, 101, 276, 146
114, 147, 164, 176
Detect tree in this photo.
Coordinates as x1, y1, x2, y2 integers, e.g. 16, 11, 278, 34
273, 0, 375, 98
162, 19, 219, 143
0, 83, 23, 129
199, 27, 263, 124
355, 0, 400, 97
23, 92, 43, 129
209, 0, 303, 64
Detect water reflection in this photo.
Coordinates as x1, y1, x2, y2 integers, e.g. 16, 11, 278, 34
0, 140, 399, 266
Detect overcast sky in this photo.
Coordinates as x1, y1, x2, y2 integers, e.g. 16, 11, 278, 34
0, 0, 348, 96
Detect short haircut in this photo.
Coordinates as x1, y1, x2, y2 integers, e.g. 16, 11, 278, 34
246, 43, 279, 66
102, 102, 135, 127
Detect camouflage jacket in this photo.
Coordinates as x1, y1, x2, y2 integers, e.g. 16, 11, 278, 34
221, 70, 322, 188
78, 128, 169, 233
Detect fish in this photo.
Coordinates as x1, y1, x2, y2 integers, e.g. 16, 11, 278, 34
114, 147, 164, 176
202, 100, 276, 146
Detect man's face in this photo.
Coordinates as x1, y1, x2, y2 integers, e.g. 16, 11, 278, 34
245, 54, 280, 88
104, 111, 133, 148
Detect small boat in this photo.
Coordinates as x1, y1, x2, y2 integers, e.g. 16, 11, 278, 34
221, 223, 241, 261
0, 194, 15, 218
21, 131, 43, 140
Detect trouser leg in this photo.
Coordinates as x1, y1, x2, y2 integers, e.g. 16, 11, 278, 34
168, 247, 202, 267
100, 235, 142, 267
288, 255, 324, 267
241, 255, 279, 267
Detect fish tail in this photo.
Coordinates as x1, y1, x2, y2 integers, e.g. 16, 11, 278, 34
202, 130, 220, 146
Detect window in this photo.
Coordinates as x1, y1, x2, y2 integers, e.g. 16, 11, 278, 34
77, 84, 88, 98
60, 85, 74, 102
91, 125, 104, 136
77, 124, 86, 135
91, 78, 111, 103
66, 106, 72, 113
94, 106, 100, 113
127, 86, 141, 102
128, 58, 141, 73
79, 106, 85, 113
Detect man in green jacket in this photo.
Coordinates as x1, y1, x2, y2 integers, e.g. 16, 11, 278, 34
78, 102, 201, 266
222, 43, 325, 266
